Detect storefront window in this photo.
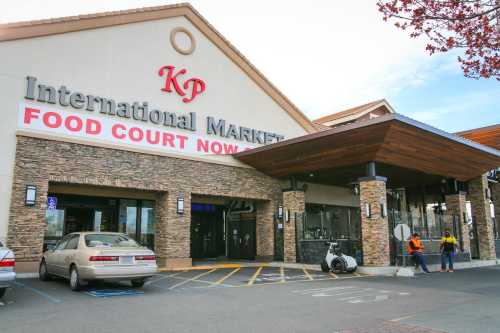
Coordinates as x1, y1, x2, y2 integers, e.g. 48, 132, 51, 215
119, 199, 138, 239
140, 200, 155, 250
426, 203, 444, 239
303, 204, 359, 241
45, 209, 65, 238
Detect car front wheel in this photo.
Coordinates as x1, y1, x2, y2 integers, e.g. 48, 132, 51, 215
69, 266, 84, 291
131, 279, 145, 288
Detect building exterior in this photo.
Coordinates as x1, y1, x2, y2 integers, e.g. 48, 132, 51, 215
1, 4, 499, 274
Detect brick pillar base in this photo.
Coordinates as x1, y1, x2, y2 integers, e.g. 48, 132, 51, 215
359, 178, 390, 266
283, 191, 305, 263
445, 192, 471, 254
155, 191, 192, 269
256, 200, 275, 261
469, 174, 496, 260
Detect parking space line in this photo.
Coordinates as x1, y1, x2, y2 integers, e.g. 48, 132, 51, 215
247, 266, 263, 286
353, 272, 361, 277
168, 269, 217, 290
280, 267, 285, 283
12, 281, 62, 304
214, 268, 240, 285
146, 271, 186, 285
329, 272, 338, 279
302, 268, 313, 280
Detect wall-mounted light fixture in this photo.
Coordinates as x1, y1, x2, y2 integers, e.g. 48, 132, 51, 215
364, 203, 371, 219
284, 209, 290, 223
352, 184, 360, 196
277, 204, 284, 220
177, 197, 184, 215
485, 187, 491, 200
25, 185, 36, 206
380, 201, 387, 218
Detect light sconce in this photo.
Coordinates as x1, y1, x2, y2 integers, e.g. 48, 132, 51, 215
485, 187, 491, 200
177, 197, 184, 215
25, 185, 36, 206
352, 184, 360, 196
364, 203, 371, 219
380, 201, 387, 218
284, 209, 290, 223
277, 204, 284, 220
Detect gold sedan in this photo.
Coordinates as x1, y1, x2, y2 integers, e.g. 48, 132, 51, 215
39, 232, 158, 291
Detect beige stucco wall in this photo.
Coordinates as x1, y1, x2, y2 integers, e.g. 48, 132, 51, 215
0, 16, 308, 242
305, 183, 360, 207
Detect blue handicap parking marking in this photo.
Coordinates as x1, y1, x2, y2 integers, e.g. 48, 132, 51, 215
85, 289, 144, 297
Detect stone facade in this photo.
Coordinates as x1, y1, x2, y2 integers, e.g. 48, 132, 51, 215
445, 192, 471, 254
283, 190, 305, 263
255, 200, 276, 261
468, 174, 496, 260
8, 136, 282, 271
359, 179, 390, 266
492, 183, 500, 239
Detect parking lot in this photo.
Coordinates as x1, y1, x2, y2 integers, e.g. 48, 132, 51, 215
2, 266, 500, 333
0, 266, 368, 306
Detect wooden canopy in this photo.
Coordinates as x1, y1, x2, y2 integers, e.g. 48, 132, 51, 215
234, 114, 500, 182
456, 124, 500, 151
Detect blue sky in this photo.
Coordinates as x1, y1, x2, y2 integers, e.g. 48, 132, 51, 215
389, 69, 499, 133
1, 0, 498, 133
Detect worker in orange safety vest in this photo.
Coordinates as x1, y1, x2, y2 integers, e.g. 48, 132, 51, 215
408, 233, 430, 273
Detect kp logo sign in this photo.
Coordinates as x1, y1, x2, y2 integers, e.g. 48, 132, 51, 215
158, 65, 206, 103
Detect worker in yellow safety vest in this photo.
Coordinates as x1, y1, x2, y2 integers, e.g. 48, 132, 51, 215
440, 229, 458, 272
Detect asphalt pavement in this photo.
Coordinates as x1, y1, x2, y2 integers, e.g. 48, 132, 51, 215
1, 265, 500, 333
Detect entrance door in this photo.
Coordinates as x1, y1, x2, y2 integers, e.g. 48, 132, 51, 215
190, 204, 224, 259
64, 207, 93, 234
228, 220, 256, 260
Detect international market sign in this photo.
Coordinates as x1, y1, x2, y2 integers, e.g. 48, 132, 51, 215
18, 71, 285, 157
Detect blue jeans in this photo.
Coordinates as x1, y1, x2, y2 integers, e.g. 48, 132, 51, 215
441, 251, 454, 270
412, 252, 429, 273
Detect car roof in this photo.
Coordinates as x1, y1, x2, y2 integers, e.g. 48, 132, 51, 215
67, 232, 127, 236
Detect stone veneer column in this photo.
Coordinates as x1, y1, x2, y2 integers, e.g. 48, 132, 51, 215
468, 174, 496, 260
445, 192, 471, 254
492, 183, 500, 237
155, 191, 192, 269
359, 178, 390, 266
283, 191, 305, 263
255, 200, 275, 261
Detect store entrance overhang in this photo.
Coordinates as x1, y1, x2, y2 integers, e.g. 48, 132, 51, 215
234, 114, 500, 183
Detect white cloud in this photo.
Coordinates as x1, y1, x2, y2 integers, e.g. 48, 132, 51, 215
0, 0, 469, 120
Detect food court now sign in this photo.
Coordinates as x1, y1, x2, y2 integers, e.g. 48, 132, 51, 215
18, 75, 286, 157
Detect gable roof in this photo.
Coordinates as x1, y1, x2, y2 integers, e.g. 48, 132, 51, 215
314, 99, 395, 127
0, 3, 316, 133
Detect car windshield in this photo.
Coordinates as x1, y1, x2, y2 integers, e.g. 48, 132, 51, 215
85, 234, 141, 248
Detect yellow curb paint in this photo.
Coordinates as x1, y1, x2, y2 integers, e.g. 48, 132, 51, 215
168, 269, 217, 290
329, 272, 338, 279
280, 267, 285, 283
303, 268, 313, 280
214, 268, 241, 285
247, 266, 263, 286
159, 263, 269, 272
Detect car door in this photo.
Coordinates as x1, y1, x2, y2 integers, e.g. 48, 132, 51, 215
46, 235, 70, 276
60, 234, 80, 278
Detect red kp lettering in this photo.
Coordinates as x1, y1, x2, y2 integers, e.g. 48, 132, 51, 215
158, 65, 206, 103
